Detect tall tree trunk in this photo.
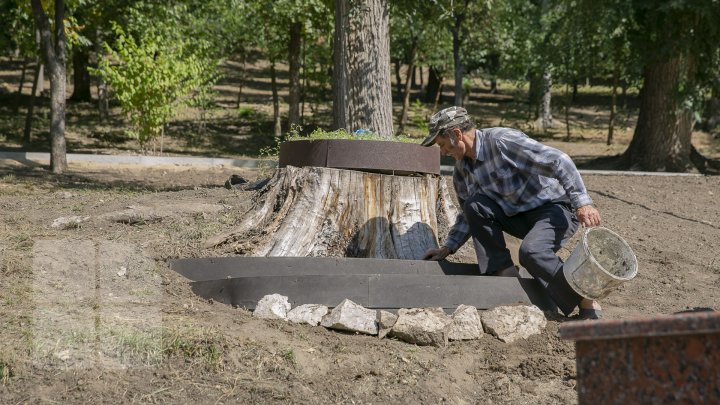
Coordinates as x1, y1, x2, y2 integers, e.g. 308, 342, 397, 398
607, 66, 619, 145
287, 22, 302, 129
270, 61, 281, 138
396, 39, 418, 135
70, 47, 91, 101
24, 61, 42, 143
540, 70, 553, 131
31, 0, 67, 173
622, 55, 694, 171
333, 0, 393, 137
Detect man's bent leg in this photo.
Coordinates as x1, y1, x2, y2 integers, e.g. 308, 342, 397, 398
518, 203, 582, 316
463, 194, 527, 275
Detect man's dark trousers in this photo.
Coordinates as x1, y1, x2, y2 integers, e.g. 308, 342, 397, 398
463, 193, 583, 316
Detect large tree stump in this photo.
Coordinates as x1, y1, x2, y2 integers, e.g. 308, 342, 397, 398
207, 166, 458, 259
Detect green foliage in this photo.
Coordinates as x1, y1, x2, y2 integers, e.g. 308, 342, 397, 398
92, 20, 218, 146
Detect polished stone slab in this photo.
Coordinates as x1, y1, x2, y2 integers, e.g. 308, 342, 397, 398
561, 311, 720, 404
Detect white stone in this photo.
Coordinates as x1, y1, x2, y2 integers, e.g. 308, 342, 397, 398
320, 299, 378, 335
51, 216, 90, 229
481, 305, 547, 343
253, 294, 291, 320
390, 307, 452, 346
287, 304, 328, 326
448, 305, 483, 341
376, 310, 398, 339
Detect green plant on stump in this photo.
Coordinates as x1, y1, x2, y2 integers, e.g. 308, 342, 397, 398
93, 23, 217, 150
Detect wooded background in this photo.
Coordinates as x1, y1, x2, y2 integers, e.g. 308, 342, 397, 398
1, 0, 719, 174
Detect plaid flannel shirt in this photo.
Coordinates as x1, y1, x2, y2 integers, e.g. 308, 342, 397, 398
443, 127, 593, 252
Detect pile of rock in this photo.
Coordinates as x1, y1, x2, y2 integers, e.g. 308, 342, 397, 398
252, 294, 547, 346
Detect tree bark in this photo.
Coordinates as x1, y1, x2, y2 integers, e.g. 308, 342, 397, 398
205, 166, 458, 259
31, 0, 67, 173
333, 0, 394, 137
287, 22, 302, 128
236, 53, 246, 109
621, 55, 694, 171
70, 47, 91, 102
270, 61, 282, 138
396, 39, 418, 135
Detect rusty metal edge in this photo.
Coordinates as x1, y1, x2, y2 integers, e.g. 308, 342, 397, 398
278, 139, 440, 175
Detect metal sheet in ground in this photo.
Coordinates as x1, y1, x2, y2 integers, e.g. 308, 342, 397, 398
169, 257, 485, 282
367, 275, 554, 310
190, 275, 370, 309
188, 274, 555, 311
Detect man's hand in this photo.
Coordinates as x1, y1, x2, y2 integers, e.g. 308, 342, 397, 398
576, 204, 601, 227
423, 246, 451, 261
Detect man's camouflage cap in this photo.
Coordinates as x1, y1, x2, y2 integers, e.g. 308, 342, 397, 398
421, 106, 471, 146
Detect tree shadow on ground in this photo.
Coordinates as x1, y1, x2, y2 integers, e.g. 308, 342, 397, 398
0, 164, 215, 193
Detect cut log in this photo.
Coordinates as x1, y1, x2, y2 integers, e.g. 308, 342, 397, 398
206, 166, 458, 259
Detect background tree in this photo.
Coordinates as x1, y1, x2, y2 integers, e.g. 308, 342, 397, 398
333, 0, 394, 137
616, 0, 720, 172
93, 5, 218, 151
30, 0, 68, 173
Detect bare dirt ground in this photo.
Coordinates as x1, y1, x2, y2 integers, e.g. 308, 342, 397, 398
1, 161, 718, 404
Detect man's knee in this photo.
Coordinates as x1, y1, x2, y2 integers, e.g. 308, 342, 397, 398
518, 238, 544, 268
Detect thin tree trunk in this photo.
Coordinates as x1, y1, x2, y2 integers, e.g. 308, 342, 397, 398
287, 22, 302, 128
396, 39, 418, 135
301, 39, 307, 123
70, 47, 91, 101
95, 27, 109, 122
394, 60, 402, 98
270, 61, 281, 138
564, 83, 571, 141
333, 0, 393, 136
418, 66, 424, 90
540, 70, 553, 131
622, 55, 694, 171
607, 66, 619, 145
451, 23, 463, 107
236, 53, 246, 108
24, 61, 42, 143
31, 0, 68, 173
433, 79, 444, 113
13, 58, 29, 114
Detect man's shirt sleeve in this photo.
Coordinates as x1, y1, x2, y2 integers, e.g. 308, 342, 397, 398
497, 130, 593, 209
444, 167, 472, 252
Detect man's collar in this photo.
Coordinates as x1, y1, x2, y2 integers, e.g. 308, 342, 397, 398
473, 129, 485, 162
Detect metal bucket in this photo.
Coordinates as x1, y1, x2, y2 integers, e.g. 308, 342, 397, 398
563, 227, 638, 300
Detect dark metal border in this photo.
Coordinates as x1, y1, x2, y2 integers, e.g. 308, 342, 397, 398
278, 140, 440, 175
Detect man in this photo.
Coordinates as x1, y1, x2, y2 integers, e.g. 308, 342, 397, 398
422, 106, 602, 319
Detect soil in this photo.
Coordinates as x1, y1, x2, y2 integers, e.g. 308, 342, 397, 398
1, 160, 718, 404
